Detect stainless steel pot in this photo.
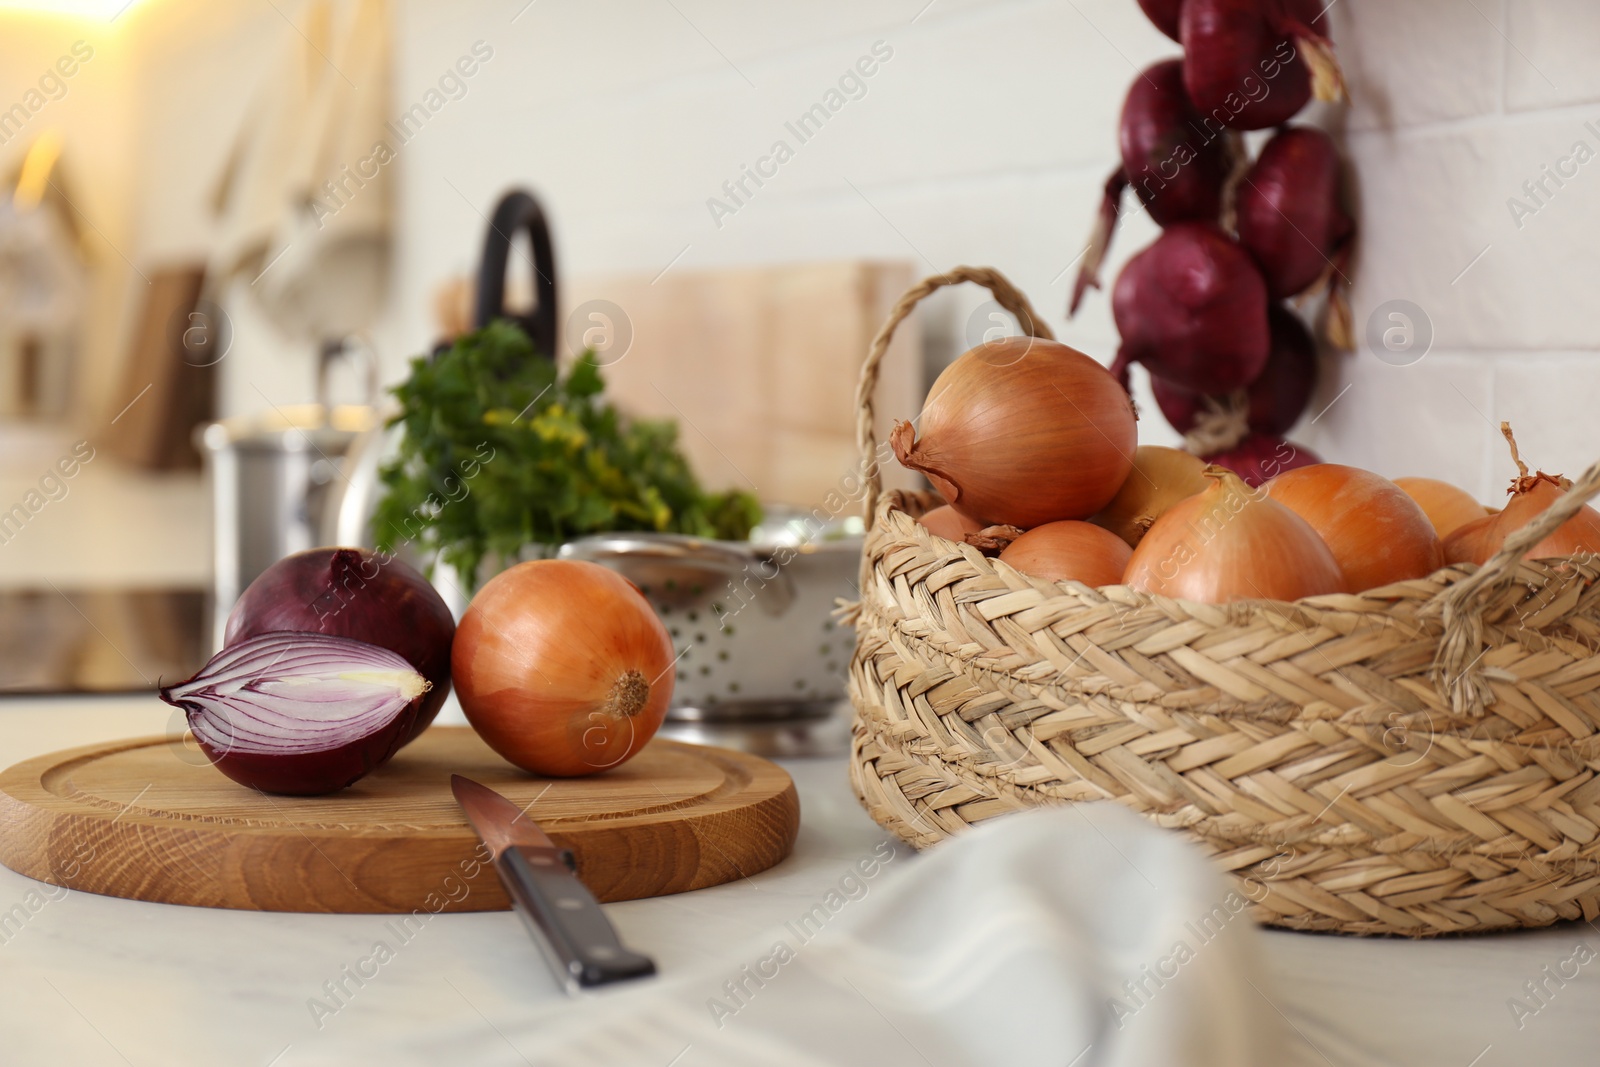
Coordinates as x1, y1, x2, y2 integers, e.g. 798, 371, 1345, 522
197, 341, 379, 647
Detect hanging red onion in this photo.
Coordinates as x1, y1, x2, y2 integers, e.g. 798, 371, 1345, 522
1137, 0, 1183, 40
225, 548, 456, 747
160, 632, 430, 795
1236, 127, 1354, 299
1071, 61, 1237, 315
1153, 305, 1318, 438
1181, 0, 1343, 131
1075, 61, 1235, 316
1125, 60, 1233, 226
1201, 433, 1321, 487
1111, 222, 1269, 393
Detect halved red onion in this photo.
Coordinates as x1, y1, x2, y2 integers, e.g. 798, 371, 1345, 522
160, 631, 430, 795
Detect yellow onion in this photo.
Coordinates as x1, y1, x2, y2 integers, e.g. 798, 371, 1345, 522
998, 521, 1131, 586
892, 337, 1137, 528
1394, 477, 1485, 539
1266, 464, 1443, 592
917, 504, 985, 544
1090, 445, 1210, 548
453, 560, 675, 777
1444, 424, 1600, 566
1124, 466, 1343, 602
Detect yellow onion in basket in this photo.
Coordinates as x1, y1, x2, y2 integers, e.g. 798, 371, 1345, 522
917, 504, 985, 544
998, 520, 1131, 586
1265, 463, 1442, 593
1444, 425, 1600, 566
1124, 466, 1344, 602
1394, 477, 1484, 539
892, 337, 1137, 529
1090, 445, 1210, 548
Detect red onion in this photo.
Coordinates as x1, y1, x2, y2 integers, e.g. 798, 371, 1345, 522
1137, 0, 1183, 40
1124, 60, 1232, 226
1071, 61, 1234, 316
1180, 0, 1342, 131
1236, 127, 1353, 299
225, 548, 455, 747
160, 632, 429, 795
1201, 433, 1321, 487
1153, 305, 1318, 438
1111, 222, 1269, 393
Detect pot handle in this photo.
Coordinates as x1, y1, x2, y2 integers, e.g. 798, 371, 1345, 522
1433, 458, 1600, 714
854, 266, 1053, 523
474, 188, 560, 359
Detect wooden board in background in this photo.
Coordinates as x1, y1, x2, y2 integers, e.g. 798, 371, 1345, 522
564, 260, 922, 509
0, 727, 798, 913
99, 265, 214, 471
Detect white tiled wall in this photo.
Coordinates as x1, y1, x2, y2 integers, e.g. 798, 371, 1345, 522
1317, 0, 1600, 501
8, 0, 1598, 508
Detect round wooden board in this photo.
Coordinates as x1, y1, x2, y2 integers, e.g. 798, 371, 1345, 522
0, 727, 798, 913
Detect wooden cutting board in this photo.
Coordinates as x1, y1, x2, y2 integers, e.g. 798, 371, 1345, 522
0, 727, 798, 913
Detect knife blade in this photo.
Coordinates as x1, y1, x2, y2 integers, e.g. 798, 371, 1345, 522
451, 774, 656, 993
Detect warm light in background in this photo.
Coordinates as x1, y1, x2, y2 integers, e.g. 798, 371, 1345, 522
0, 0, 147, 19
13, 131, 64, 209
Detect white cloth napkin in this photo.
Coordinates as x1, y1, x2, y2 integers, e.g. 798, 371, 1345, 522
286, 803, 1283, 1066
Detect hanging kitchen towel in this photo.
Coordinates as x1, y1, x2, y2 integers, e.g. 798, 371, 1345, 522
209, 0, 391, 338
284, 803, 1284, 1066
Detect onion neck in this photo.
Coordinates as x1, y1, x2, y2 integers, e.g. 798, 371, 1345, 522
603, 670, 650, 718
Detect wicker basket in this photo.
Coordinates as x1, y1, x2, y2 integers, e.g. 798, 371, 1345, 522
847, 266, 1600, 936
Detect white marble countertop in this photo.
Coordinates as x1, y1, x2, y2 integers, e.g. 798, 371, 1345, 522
2, 695, 1598, 1066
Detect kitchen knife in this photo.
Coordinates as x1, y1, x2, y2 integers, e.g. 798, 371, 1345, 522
450, 774, 656, 992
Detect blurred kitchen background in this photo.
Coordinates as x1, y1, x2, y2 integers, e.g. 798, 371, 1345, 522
0, 0, 1594, 694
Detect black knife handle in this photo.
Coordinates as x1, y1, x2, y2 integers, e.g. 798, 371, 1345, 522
496, 846, 656, 992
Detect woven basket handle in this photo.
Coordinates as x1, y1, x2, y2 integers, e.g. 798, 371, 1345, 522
1435, 457, 1600, 713
855, 266, 1054, 520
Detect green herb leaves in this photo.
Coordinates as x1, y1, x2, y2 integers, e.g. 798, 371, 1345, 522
374, 321, 760, 586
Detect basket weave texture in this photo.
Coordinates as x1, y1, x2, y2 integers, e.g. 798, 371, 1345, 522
847, 267, 1600, 936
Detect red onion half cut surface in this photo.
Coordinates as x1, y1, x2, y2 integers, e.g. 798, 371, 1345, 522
159, 631, 431, 795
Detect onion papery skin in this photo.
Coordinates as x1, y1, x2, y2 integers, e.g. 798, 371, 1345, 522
1394, 478, 1485, 539
1181, 0, 1313, 131
1125, 466, 1344, 602
159, 631, 430, 795
1236, 127, 1353, 299
1443, 475, 1600, 566
225, 548, 456, 747
1265, 464, 1443, 592
1121, 60, 1232, 227
1091, 446, 1211, 548
1153, 305, 1318, 438
892, 337, 1138, 529
1201, 434, 1320, 488
918, 505, 985, 544
1137, 0, 1183, 39
1112, 223, 1270, 393
453, 560, 675, 777
998, 521, 1132, 586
